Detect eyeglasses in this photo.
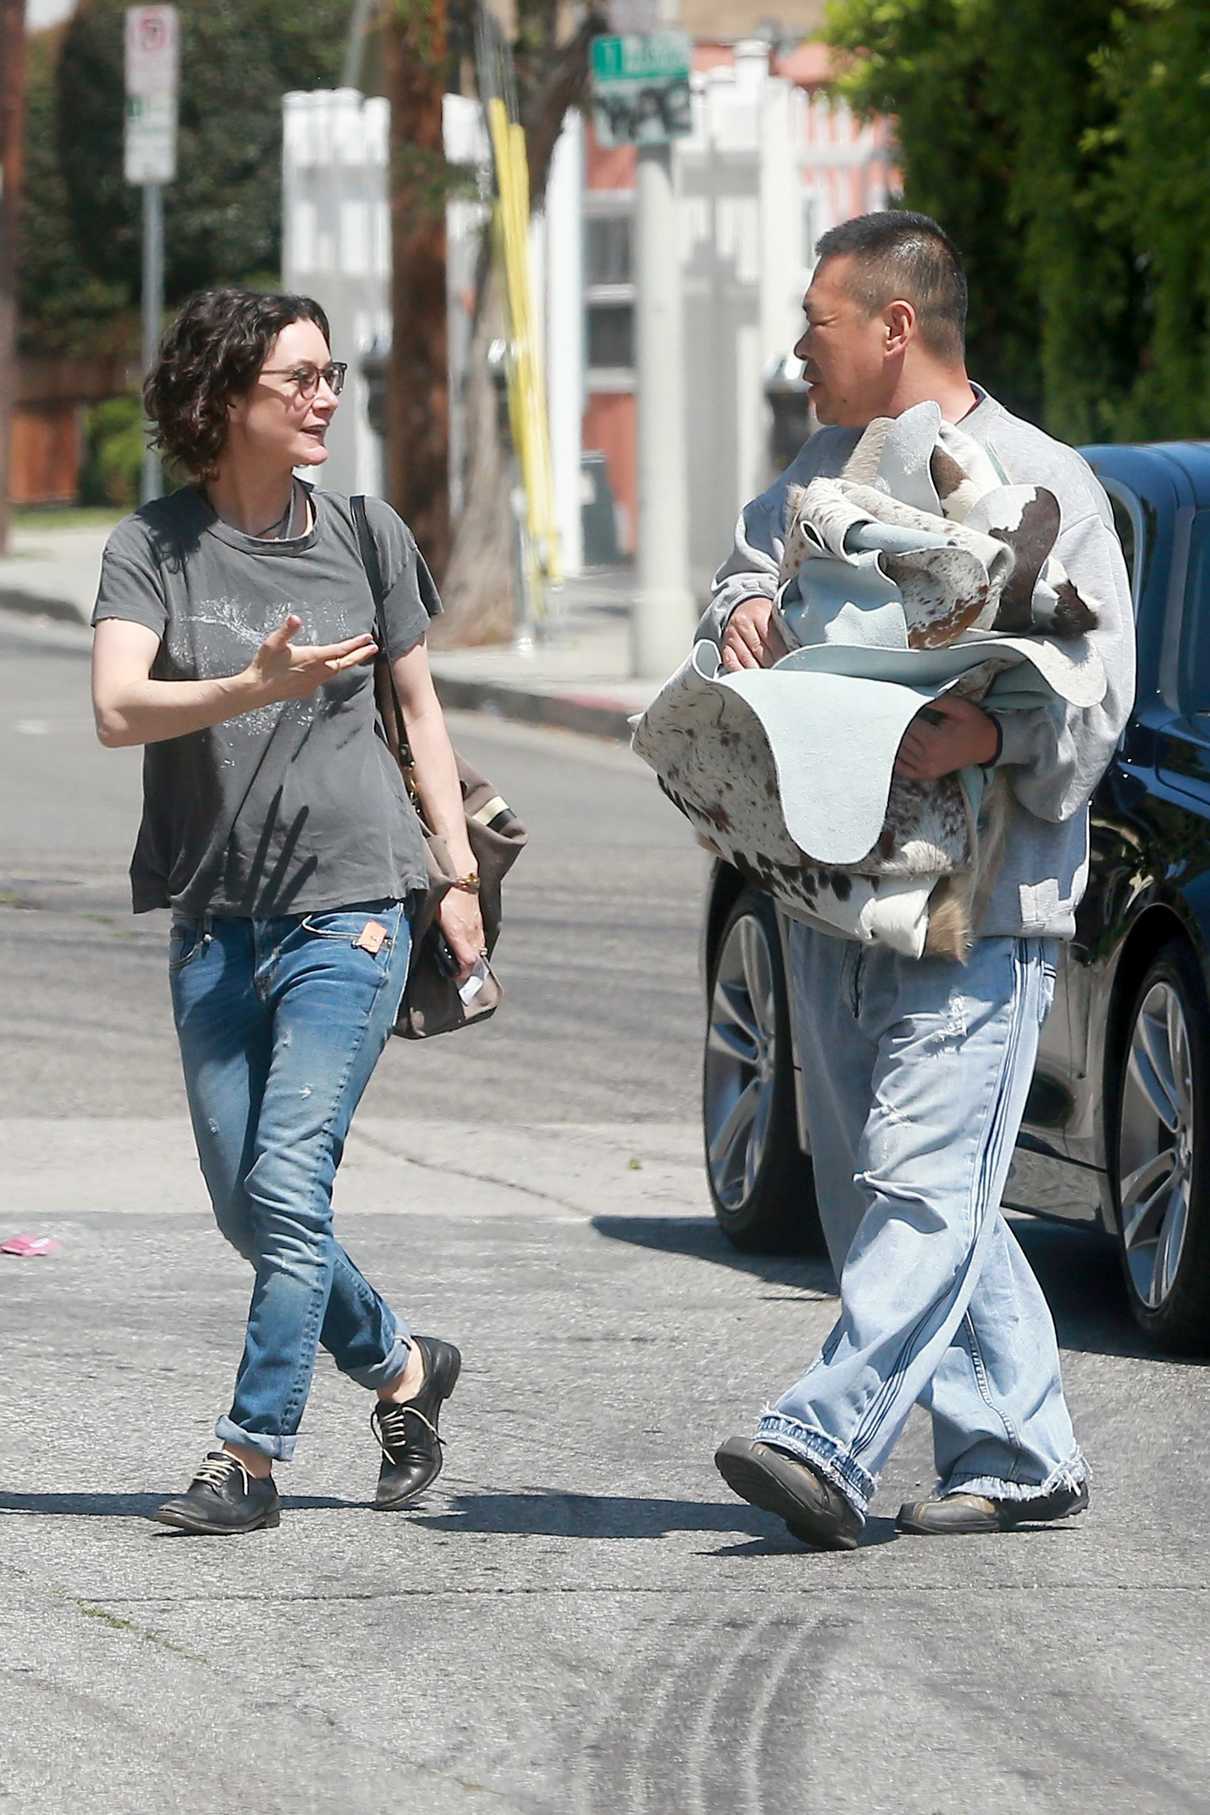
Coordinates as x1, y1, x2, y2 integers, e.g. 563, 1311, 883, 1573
259, 361, 348, 399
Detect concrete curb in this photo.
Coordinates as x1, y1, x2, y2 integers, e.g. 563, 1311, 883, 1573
430, 670, 643, 745
0, 588, 88, 627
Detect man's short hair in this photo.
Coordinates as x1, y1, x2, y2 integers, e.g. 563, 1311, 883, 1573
815, 211, 967, 361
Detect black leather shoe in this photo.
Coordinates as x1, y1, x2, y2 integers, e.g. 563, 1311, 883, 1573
153, 1451, 281, 1535
714, 1435, 863, 1551
371, 1335, 462, 1509
896, 1478, 1089, 1536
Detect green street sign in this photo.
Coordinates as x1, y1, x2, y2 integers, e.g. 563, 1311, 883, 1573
591, 32, 691, 84
590, 33, 693, 147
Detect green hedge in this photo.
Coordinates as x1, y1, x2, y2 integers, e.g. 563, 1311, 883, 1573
79, 395, 145, 509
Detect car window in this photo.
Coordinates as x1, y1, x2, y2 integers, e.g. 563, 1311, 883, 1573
1179, 510, 1210, 716
1110, 495, 1135, 586
1105, 485, 1144, 618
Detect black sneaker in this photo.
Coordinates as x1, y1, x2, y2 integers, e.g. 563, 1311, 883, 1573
896, 1478, 1090, 1536
153, 1451, 281, 1535
371, 1335, 462, 1510
714, 1435, 863, 1551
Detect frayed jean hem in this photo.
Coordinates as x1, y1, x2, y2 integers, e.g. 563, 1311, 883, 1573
214, 1415, 297, 1464
755, 1412, 873, 1517
341, 1331, 411, 1393
939, 1450, 1089, 1503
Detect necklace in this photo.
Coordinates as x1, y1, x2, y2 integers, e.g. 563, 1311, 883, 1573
206, 480, 298, 540
250, 481, 298, 540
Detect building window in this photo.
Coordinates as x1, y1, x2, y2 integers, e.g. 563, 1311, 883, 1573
587, 303, 635, 371
586, 203, 635, 388
586, 214, 633, 287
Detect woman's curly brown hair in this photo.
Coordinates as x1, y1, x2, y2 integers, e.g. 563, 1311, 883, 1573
144, 288, 332, 479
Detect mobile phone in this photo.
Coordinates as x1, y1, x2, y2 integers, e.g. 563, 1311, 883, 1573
433, 932, 461, 978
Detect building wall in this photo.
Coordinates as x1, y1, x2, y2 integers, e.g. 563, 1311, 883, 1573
581, 40, 896, 575
681, 0, 826, 35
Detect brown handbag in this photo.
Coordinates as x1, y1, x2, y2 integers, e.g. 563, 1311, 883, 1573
353, 496, 527, 1038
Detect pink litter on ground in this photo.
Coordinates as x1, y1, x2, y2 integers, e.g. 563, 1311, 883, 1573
1, 1235, 60, 1257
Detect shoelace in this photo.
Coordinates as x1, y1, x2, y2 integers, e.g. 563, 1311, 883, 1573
192, 1452, 251, 1493
371, 1400, 439, 1458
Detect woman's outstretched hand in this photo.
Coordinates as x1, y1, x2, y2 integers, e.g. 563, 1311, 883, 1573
247, 614, 378, 703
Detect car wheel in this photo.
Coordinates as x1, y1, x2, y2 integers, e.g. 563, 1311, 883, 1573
703, 887, 821, 1251
1113, 938, 1210, 1353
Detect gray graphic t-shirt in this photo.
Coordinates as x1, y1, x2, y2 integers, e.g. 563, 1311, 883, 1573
92, 484, 438, 918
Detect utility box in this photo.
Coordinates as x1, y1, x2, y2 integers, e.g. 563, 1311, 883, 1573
581, 451, 621, 566
763, 351, 811, 474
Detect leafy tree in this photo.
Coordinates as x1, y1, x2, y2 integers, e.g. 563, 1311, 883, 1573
20, 0, 350, 356
825, 0, 1046, 423
1089, 0, 1210, 438
18, 28, 130, 355
823, 0, 1209, 443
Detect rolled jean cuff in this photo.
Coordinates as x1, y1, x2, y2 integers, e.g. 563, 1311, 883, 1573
940, 1450, 1089, 1503
214, 1415, 297, 1464
755, 1412, 874, 1517
341, 1330, 411, 1393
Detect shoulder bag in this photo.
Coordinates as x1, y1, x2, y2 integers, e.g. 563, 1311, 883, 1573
351, 495, 527, 1039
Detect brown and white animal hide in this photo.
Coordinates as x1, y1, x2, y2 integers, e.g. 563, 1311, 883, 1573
772, 416, 1099, 957
634, 407, 1103, 962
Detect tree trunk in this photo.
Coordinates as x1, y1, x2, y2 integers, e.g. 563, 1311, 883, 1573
383, 0, 451, 577
433, 250, 514, 645
0, 0, 28, 555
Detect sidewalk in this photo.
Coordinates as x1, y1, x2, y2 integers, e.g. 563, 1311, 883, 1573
0, 522, 668, 742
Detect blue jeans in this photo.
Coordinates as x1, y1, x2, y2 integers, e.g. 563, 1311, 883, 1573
758, 926, 1087, 1519
169, 901, 413, 1463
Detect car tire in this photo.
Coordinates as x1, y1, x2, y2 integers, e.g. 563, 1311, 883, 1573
702, 887, 822, 1252
1111, 937, 1210, 1353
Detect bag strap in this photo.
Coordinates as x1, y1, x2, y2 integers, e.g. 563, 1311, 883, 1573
352, 493, 415, 771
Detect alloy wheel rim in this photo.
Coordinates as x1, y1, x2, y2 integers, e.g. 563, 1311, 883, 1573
704, 914, 778, 1210
1118, 980, 1195, 1311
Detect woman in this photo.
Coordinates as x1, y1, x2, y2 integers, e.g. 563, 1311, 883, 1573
91, 288, 483, 1535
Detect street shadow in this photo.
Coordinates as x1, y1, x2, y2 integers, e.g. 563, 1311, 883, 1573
711, 1514, 901, 1557
415, 1490, 770, 1541
591, 1213, 836, 1297
1002, 1216, 1208, 1364
413, 1489, 898, 1553
0, 1490, 360, 1518
591, 1212, 1210, 1368
417, 1490, 902, 1556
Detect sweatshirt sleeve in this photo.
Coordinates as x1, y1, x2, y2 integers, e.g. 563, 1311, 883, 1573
989, 506, 1137, 823
693, 481, 786, 647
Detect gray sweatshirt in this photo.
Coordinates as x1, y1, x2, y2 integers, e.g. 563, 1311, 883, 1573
696, 388, 1137, 942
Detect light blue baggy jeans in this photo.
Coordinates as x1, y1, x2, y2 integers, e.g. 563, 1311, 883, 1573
756, 924, 1088, 1521
169, 901, 413, 1462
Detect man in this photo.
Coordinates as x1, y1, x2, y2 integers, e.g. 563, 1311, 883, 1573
708, 211, 1135, 1548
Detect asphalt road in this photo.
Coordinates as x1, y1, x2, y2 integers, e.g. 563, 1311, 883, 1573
2, 613, 1208, 1815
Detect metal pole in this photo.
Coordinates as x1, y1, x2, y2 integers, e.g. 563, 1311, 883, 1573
632, 138, 692, 678
0, 0, 28, 557
341, 0, 377, 91
546, 109, 585, 580
140, 180, 163, 504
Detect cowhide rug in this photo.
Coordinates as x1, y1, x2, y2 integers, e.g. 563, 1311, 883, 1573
631, 403, 1105, 960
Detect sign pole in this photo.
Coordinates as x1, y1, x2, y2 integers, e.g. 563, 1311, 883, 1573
140, 180, 163, 503
632, 135, 692, 677
125, 5, 177, 506
590, 15, 694, 677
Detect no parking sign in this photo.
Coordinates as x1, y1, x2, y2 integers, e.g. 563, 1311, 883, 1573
124, 5, 179, 185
